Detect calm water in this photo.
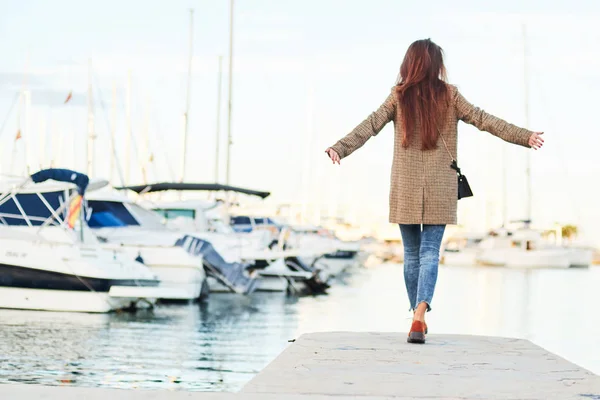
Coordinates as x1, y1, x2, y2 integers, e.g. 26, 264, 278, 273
0, 263, 599, 391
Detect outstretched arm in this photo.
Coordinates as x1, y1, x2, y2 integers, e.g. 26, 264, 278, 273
327, 93, 396, 161
454, 88, 543, 149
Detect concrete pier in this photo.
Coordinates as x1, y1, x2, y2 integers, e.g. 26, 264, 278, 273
244, 332, 600, 399
1, 332, 599, 399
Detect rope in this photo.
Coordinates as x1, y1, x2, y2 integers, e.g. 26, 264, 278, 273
61, 252, 116, 310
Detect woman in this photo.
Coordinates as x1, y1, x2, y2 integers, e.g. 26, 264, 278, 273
325, 39, 544, 344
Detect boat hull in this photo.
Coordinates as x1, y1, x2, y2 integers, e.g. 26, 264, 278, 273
566, 248, 593, 268
477, 249, 571, 269
207, 275, 307, 293
149, 265, 206, 300
256, 276, 289, 292
0, 262, 157, 291
0, 263, 158, 313
88, 227, 208, 301
0, 233, 162, 312
0, 286, 145, 313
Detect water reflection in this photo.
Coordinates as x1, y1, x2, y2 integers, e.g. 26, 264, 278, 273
0, 293, 299, 391
0, 265, 598, 392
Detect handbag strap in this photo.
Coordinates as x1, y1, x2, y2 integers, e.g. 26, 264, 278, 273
439, 132, 455, 162
438, 131, 462, 175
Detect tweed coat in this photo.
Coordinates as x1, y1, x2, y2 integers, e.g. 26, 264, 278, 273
329, 85, 532, 225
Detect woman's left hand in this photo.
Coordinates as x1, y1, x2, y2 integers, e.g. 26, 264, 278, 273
528, 132, 544, 150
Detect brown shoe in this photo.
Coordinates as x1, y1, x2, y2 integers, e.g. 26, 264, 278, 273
412, 313, 428, 334
407, 320, 426, 344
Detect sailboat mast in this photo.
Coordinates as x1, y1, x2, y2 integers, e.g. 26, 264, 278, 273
142, 95, 150, 184
39, 117, 46, 169
125, 69, 132, 184
523, 24, 532, 224
110, 81, 117, 184
23, 53, 31, 175
86, 58, 95, 177
180, 8, 194, 183
225, 0, 234, 185
302, 84, 316, 224
215, 55, 223, 183
24, 89, 31, 175
49, 118, 57, 168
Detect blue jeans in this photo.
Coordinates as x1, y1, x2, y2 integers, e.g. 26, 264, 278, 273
399, 224, 446, 312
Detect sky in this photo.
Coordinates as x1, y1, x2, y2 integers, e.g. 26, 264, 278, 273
0, 0, 599, 245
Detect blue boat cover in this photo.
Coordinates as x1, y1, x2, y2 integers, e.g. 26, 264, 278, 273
31, 169, 89, 195
175, 235, 259, 294
0, 191, 63, 226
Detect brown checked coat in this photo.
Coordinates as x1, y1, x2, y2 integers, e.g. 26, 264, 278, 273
329, 85, 532, 225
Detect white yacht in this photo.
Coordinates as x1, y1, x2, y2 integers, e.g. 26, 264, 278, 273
118, 182, 330, 294
281, 224, 363, 282
0, 170, 164, 313
85, 189, 208, 301
566, 247, 593, 268
441, 232, 486, 266
152, 201, 329, 294
476, 228, 572, 269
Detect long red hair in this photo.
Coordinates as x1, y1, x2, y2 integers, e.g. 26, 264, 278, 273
395, 39, 450, 150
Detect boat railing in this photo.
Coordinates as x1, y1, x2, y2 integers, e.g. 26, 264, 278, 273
0, 177, 30, 210
0, 212, 58, 225
0, 179, 80, 243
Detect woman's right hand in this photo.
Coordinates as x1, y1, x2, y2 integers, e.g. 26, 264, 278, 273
528, 132, 544, 150
325, 148, 341, 165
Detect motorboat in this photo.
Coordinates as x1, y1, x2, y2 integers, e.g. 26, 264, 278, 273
212, 211, 362, 278
177, 233, 325, 294
0, 169, 164, 313
116, 182, 330, 294
85, 189, 209, 301
565, 247, 593, 268
279, 224, 363, 282
476, 228, 572, 269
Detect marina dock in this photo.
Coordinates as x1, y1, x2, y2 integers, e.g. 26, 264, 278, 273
2, 332, 598, 399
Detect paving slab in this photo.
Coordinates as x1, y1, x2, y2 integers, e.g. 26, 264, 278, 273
242, 332, 600, 399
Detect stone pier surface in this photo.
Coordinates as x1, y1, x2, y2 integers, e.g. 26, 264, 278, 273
1, 332, 599, 399
244, 332, 600, 399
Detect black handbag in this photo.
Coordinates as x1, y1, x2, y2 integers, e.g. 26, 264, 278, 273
440, 134, 473, 200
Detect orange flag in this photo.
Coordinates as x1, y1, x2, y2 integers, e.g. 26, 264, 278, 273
66, 194, 83, 229
15, 129, 22, 141
64, 91, 73, 104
